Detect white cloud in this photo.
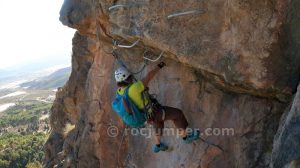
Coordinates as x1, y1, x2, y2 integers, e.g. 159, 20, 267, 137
0, 0, 75, 69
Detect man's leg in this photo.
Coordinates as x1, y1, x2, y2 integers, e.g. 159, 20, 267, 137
163, 106, 199, 143
152, 119, 168, 153
154, 135, 161, 145
153, 120, 164, 145
163, 106, 188, 137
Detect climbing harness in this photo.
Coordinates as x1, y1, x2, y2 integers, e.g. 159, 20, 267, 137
141, 89, 153, 120
167, 9, 206, 19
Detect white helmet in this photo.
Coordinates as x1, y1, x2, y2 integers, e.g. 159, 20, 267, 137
114, 67, 131, 82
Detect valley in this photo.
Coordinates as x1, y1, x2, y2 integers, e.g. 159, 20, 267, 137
0, 66, 70, 168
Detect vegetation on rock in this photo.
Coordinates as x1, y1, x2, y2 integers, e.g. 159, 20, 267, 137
0, 133, 47, 168
0, 102, 51, 168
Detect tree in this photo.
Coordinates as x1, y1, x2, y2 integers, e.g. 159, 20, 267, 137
25, 161, 42, 168
0, 159, 9, 168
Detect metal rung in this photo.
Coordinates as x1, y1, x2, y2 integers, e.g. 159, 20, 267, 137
167, 9, 206, 19
144, 51, 164, 62
117, 39, 140, 48
109, 2, 145, 11
109, 4, 127, 11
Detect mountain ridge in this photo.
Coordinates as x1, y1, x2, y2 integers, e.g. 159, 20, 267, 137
20, 67, 71, 90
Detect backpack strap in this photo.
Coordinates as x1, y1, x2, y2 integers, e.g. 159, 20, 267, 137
122, 98, 132, 114
124, 87, 140, 122
123, 87, 132, 114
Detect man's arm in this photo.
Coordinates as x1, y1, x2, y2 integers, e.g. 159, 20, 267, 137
142, 62, 166, 87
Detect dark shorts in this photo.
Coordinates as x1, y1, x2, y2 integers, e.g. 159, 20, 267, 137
152, 106, 188, 136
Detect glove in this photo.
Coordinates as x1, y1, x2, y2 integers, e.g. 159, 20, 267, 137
157, 62, 166, 69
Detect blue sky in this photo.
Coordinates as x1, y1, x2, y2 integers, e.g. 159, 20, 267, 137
0, 0, 75, 69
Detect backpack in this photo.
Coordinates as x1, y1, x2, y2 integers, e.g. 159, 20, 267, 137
112, 87, 147, 127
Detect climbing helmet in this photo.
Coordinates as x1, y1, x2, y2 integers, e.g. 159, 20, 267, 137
115, 67, 131, 82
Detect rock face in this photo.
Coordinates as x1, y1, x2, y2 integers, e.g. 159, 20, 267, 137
272, 84, 300, 168
44, 0, 300, 168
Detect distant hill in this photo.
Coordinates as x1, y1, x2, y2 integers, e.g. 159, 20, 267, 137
0, 59, 71, 83
20, 67, 71, 89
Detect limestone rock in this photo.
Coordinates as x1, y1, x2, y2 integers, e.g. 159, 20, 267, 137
61, 0, 300, 98
272, 84, 300, 168
44, 0, 300, 168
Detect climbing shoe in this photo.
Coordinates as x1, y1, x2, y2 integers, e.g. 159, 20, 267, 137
183, 130, 200, 144
152, 143, 168, 153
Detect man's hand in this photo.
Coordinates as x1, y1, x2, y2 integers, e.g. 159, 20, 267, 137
157, 62, 166, 69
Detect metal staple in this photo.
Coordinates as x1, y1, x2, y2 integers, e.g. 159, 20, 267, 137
167, 9, 206, 19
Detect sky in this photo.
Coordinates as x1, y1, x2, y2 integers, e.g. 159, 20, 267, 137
0, 0, 75, 70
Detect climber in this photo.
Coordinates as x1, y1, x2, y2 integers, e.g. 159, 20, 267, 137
112, 62, 200, 153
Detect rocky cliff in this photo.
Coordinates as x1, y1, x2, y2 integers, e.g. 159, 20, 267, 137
44, 0, 300, 167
